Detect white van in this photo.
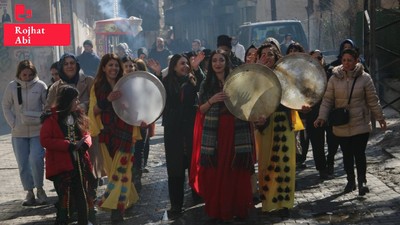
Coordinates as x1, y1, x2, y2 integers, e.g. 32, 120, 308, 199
238, 20, 308, 52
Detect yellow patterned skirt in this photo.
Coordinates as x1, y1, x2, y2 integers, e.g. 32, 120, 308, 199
97, 143, 139, 212
255, 111, 296, 212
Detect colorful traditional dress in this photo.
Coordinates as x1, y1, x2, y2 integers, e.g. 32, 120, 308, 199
197, 95, 255, 220
41, 108, 96, 224
89, 84, 139, 213
255, 106, 303, 212
189, 110, 204, 194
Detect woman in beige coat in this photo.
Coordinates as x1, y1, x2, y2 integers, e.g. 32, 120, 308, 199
314, 48, 386, 196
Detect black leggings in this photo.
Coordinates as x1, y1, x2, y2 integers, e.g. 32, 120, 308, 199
336, 133, 370, 183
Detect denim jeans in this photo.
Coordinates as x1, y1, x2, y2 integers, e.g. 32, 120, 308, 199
12, 136, 45, 190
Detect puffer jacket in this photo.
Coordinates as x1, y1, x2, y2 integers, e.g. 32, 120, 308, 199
2, 77, 47, 137
318, 63, 384, 137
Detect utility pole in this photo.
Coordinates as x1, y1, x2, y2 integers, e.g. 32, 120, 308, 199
114, 0, 119, 18
365, 0, 378, 129
271, 0, 277, 20
369, 0, 377, 94
305, 0, 314, 50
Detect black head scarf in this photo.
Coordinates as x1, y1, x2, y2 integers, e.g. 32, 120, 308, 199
58, 53, 81, 85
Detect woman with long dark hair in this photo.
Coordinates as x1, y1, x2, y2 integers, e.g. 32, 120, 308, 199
255, 43, 304, 213
89, 53, 139, 222
162, 53, 204, 219
197, 49, 255, 222
40, 86, 96, 225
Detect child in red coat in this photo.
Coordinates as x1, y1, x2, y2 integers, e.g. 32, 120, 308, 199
40, 86, 96, 225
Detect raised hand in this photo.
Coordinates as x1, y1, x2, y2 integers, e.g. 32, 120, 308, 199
191, 51, 205, 70
147, 59, 161, 75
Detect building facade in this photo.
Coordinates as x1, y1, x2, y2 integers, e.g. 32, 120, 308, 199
0, 0, 103, 131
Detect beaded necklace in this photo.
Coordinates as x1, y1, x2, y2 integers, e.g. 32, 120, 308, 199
65, 114, 76, 218
64, 114, 89, 217
66, 115, 78, 160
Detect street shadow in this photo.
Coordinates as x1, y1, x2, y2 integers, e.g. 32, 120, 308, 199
0, 196, 57, 224
164, 194, 258, 225
307, 194, 400, 224
295, 191, 345, 214
94, 166, 171, 224
294, 155, 347, 193
19, 219, 55, 225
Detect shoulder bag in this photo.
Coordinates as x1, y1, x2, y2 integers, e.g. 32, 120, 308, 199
328, 77, 358, 126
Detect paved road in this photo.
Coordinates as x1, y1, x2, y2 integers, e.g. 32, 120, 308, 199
1, 117, 400, 225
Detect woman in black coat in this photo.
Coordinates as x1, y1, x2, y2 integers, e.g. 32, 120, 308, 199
162, 53, 205, 219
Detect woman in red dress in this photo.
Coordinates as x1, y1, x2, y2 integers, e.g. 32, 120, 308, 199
197, 49, 255, 222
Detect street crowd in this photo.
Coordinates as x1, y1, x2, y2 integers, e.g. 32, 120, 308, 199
1, 33, 387, 225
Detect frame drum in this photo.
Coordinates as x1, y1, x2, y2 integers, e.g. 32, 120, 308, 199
112, 71, 166, 126
223, 64, 282, 121
274, 53, 327, 110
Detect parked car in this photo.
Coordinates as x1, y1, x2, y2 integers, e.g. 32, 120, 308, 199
238, 20, 308, 51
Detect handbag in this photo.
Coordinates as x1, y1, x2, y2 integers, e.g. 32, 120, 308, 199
328, 77, 358, 126
17, 83, 42, 126
328, 108, 349, 126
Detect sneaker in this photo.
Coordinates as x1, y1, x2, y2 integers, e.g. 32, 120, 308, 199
36, 188, 48, 205
22, 191, 35, 206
